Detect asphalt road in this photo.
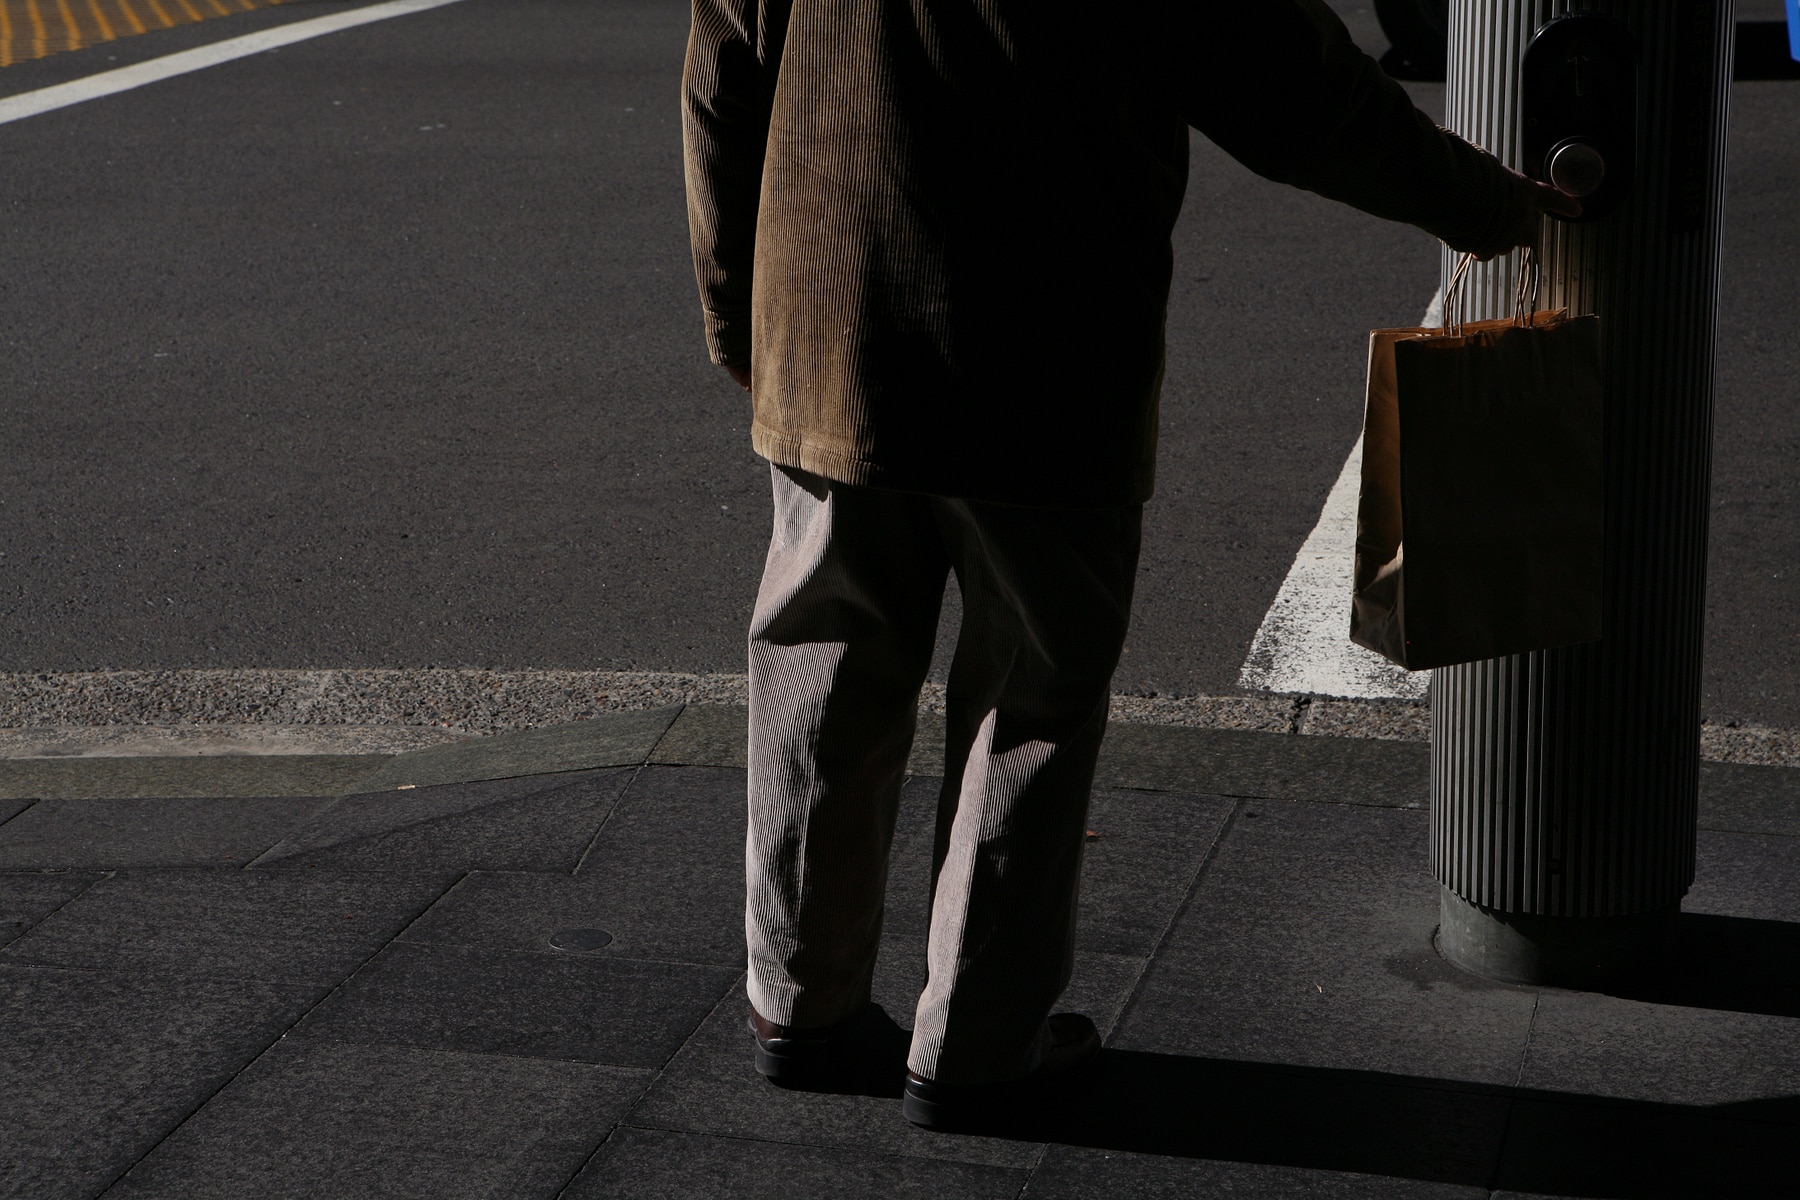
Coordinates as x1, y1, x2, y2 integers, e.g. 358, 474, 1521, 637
0, 0, 1795, 728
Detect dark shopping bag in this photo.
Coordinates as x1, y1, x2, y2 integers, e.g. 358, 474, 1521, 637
1350, 259, 1604, 670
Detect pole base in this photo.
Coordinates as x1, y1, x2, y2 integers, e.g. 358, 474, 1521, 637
1437, 886, 1678, 990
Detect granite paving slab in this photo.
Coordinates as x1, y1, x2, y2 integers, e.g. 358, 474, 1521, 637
251, 769, 634, 872
571, 764, 745, 952
1492, 1094, 1799, 1198
1686, 826, 1800, 922
1619, 830, 1800, 1024
401, 765, 748, 966
0, 755, 387, 801
1093, 724, 1430, 808
1062, 787, 1233, 957
0, 869, 458, 986
627, 978, 1039, 1172
0, 870, 107, 950
871, 934, 1146, 1046
1588, 911, 1800, 1035
351, 707, 680, 792
627, 945, 1142, 1174
870, 776, 944, 943
647, 705, 951, 777
649, 704, 749, 769
102, 1039, 651, 1200
592, 708, 1440, 807
1113, 799, 1539, 1085
1025, 1145, 1489, 1198
0, 796, 337, 870
0, 966, 321, 1200
0, 718, 1787, 1200
1044, 1052, 1511, 1186
564, 1125, 1028, 1199
291, 941, 739, 1067
1515, 989, 1800, 1110
396, 866, 743, 968
1698, 759, 1800, 836
879, 779, 1234, 958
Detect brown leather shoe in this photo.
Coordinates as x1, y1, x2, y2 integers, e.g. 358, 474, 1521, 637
748, 1003, 909, 1089
901, 1013, 1100, 1129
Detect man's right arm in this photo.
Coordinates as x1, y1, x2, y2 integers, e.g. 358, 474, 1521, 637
1170, 0, 1574, 257
683, 0, 791, 372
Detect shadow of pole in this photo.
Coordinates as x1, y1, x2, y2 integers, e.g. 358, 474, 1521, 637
1735, 21, 1800, 81
1604, 912, 1800, 1020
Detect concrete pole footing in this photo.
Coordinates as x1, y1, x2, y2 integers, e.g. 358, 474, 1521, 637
1437, 885, 1679, 990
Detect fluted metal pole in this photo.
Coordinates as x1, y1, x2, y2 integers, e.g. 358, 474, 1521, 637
1432, 0, 1733, 987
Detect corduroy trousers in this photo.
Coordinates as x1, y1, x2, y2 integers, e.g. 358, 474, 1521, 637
746, 464, 1142, 1085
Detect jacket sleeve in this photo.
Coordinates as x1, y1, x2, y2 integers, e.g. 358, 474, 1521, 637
682, 0, 790, 367
1172, 0, 1515, 255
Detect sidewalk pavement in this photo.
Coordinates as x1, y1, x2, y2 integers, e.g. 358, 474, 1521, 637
2, 704, 1797, 1199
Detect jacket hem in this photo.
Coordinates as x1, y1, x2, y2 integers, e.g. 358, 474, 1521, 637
750, 423, 1154, 509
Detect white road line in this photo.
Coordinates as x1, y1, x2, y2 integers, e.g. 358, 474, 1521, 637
0, 0, 468, 127
1237, 290, 1443, 700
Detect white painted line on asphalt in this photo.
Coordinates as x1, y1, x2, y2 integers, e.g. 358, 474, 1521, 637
1236, 290, 1443, 700
1236, 433, 1428, 699
0, 0, 468, 128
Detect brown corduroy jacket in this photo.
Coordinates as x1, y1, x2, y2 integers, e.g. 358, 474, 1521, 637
684, 0, 1517, 506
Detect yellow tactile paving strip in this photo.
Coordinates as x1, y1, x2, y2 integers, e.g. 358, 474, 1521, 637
0, 0, 289, 68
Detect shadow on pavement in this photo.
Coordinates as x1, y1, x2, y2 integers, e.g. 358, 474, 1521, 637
943, 1050, 1799, 1197
1736, 22, 1800, 81
787, 915, 1800, 1195
1607, 911, 1800, 1020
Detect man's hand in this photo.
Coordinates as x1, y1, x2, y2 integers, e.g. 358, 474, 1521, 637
725, 363, 752, 393
1474, 168, 1584, 260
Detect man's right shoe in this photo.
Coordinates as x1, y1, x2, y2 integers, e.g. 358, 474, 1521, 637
901, 1012, 1101, 1130
748, 1002, 909, 1090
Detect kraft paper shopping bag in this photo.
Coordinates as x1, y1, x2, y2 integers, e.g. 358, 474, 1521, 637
1351, 302, 1603, 670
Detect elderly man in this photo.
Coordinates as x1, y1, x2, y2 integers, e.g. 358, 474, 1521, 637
682, 0, 1574, 1128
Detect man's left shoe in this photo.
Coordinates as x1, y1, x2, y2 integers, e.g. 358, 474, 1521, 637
901, 1012, 1101, 1130
749, 1003, 910, 1090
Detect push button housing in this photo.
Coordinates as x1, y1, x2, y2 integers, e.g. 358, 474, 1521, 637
1522, 15, 1638, 221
